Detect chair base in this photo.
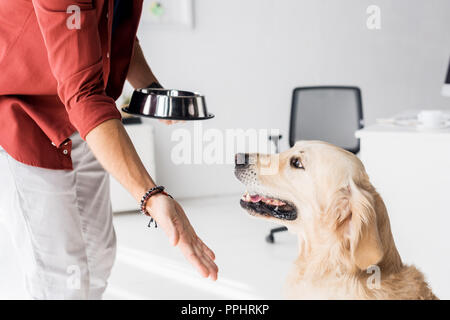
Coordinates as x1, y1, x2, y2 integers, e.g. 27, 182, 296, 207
265, 226, 288, 243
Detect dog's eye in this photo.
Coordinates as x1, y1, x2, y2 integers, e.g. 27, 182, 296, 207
290, 157, 304, 169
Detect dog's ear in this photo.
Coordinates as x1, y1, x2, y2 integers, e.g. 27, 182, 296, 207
347, 179, 384, 270
331, 179, 384, 270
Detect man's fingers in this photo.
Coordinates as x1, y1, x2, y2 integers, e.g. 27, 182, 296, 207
166, 200, 218, 280
198, 253, 218, 281
199, 238, 216, 261
158, 119, 186, 125
201, 253, 218, 281
182, 244, 210, 278
158, 120, 173, 125
195, 239, 218, 274
181, 239, 217, 280
194, 241, 218, 281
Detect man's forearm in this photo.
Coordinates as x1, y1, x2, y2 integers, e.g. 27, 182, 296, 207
127, 40, 160, 89
85, 118, 155, 202
88, 41, 162, 204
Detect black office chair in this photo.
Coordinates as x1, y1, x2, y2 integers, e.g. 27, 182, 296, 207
266, 86, 364, 243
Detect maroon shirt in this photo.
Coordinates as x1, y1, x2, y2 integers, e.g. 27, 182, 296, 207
0, 0, 143, 169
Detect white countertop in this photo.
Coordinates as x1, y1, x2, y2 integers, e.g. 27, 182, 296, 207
356, 110, 450, 138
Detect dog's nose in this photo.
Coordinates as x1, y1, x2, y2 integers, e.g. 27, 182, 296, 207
235, 153, 250, 168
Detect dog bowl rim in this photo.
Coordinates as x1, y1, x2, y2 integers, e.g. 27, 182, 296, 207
135, 88, 205, 98
121, 107, 215, 121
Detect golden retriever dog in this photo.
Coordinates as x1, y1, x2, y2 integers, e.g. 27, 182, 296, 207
234, 141, 437, 300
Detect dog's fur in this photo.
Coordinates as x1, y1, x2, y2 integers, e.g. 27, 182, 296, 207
235, 141, 437, 300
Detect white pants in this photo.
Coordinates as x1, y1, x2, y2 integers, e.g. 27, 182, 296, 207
0, 133, 116, 299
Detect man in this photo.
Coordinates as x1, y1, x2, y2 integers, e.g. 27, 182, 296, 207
0, 0, 218, 299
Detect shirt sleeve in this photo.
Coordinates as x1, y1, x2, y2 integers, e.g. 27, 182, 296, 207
31, 0, 121, 140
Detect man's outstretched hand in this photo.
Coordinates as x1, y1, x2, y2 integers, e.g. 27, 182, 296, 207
146, 194, 218, 281
84, 119, 214, 278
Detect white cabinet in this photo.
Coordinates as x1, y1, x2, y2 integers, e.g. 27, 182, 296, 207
110, 123, 156, 213
356, 121, 450, 299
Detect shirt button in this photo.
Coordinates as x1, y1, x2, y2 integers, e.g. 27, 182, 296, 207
63, 149, 68, 155
106, 52, 110, 59
106, 13, 109, 19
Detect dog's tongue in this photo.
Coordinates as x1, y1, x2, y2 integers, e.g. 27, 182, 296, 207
250, 195, 262, 203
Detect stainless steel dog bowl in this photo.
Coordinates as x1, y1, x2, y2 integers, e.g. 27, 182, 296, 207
122, 88, 214, 120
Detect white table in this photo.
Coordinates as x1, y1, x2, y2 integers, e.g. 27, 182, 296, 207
356, 115, 450, 299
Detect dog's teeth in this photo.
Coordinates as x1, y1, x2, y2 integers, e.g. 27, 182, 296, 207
250, 195, 262, 203
242, 193, 252, 202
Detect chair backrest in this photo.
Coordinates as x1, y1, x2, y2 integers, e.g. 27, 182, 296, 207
289, 86, 363, 154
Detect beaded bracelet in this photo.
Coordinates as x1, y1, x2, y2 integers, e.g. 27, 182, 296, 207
140, 186, 173, 228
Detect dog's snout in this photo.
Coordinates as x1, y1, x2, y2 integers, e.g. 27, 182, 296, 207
234, 153, 258, 185
235, 153, 250, 168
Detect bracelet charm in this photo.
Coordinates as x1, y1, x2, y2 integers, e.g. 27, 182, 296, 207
140, 186, 173, 228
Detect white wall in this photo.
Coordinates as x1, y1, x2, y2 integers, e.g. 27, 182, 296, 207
134, 0, 450, 198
